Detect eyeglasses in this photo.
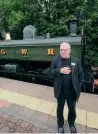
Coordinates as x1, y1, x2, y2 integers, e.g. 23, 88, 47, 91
60, 49, 70, 51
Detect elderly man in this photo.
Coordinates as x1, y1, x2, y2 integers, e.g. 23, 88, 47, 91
50, 42, 84, 133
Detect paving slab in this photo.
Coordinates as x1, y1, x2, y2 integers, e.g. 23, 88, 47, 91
8, 103, 24, 113
16, 106, 35, 117
87, 111, 98, 129
51, 104, 57, 117
75, 108, 86, 126
0, 78, 12, 85
31, 111, 49, 126
25, 97, 44, 110
75, 124, 86, 133
86, 127, 98, 133
37, 100, 55, 115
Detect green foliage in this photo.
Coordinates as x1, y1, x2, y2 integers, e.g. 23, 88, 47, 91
8, 11, 24, 30
0, 0, 98, 66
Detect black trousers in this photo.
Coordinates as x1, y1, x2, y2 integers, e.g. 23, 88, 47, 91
57, 94, 76, 127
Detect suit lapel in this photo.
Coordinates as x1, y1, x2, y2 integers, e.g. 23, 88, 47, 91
58, 56, 62, 68
71, 56, 76, 75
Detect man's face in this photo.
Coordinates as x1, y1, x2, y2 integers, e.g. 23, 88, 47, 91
60, 44, 71, 59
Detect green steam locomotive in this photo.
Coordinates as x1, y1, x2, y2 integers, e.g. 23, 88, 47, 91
0, 20, 94, 93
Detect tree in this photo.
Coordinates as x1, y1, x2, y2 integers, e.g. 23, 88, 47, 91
0, 0, 98, 65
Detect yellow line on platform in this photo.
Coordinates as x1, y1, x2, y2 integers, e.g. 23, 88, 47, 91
0, 88, 98, 129
0, 88, 31, 106
87, 111, 98, 129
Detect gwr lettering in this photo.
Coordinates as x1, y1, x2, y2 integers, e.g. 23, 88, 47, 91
21, 49, 27, 55
0, 49, 55, 55
47, 49, 54, 55
0, 49, 6, 54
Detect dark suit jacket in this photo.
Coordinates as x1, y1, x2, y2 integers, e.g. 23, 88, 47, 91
50, 56, 84, 101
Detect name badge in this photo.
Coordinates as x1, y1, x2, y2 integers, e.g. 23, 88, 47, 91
71, 63, 76, 66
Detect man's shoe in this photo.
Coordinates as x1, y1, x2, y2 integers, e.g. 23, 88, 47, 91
58, 127, 64, 133
70, 125, 77, 133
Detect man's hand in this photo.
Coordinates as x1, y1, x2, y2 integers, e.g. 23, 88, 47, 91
60, 67, 71, 74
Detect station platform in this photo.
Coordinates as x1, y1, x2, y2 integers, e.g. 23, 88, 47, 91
0, 77, 98, 133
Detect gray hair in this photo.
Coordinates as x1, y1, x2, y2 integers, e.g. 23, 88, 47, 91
60, 42, 71, 49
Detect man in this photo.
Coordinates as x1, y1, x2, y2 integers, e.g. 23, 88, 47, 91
50, 42, 84, 133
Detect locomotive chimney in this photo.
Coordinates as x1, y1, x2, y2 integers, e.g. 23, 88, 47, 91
67, 19, 79, 37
